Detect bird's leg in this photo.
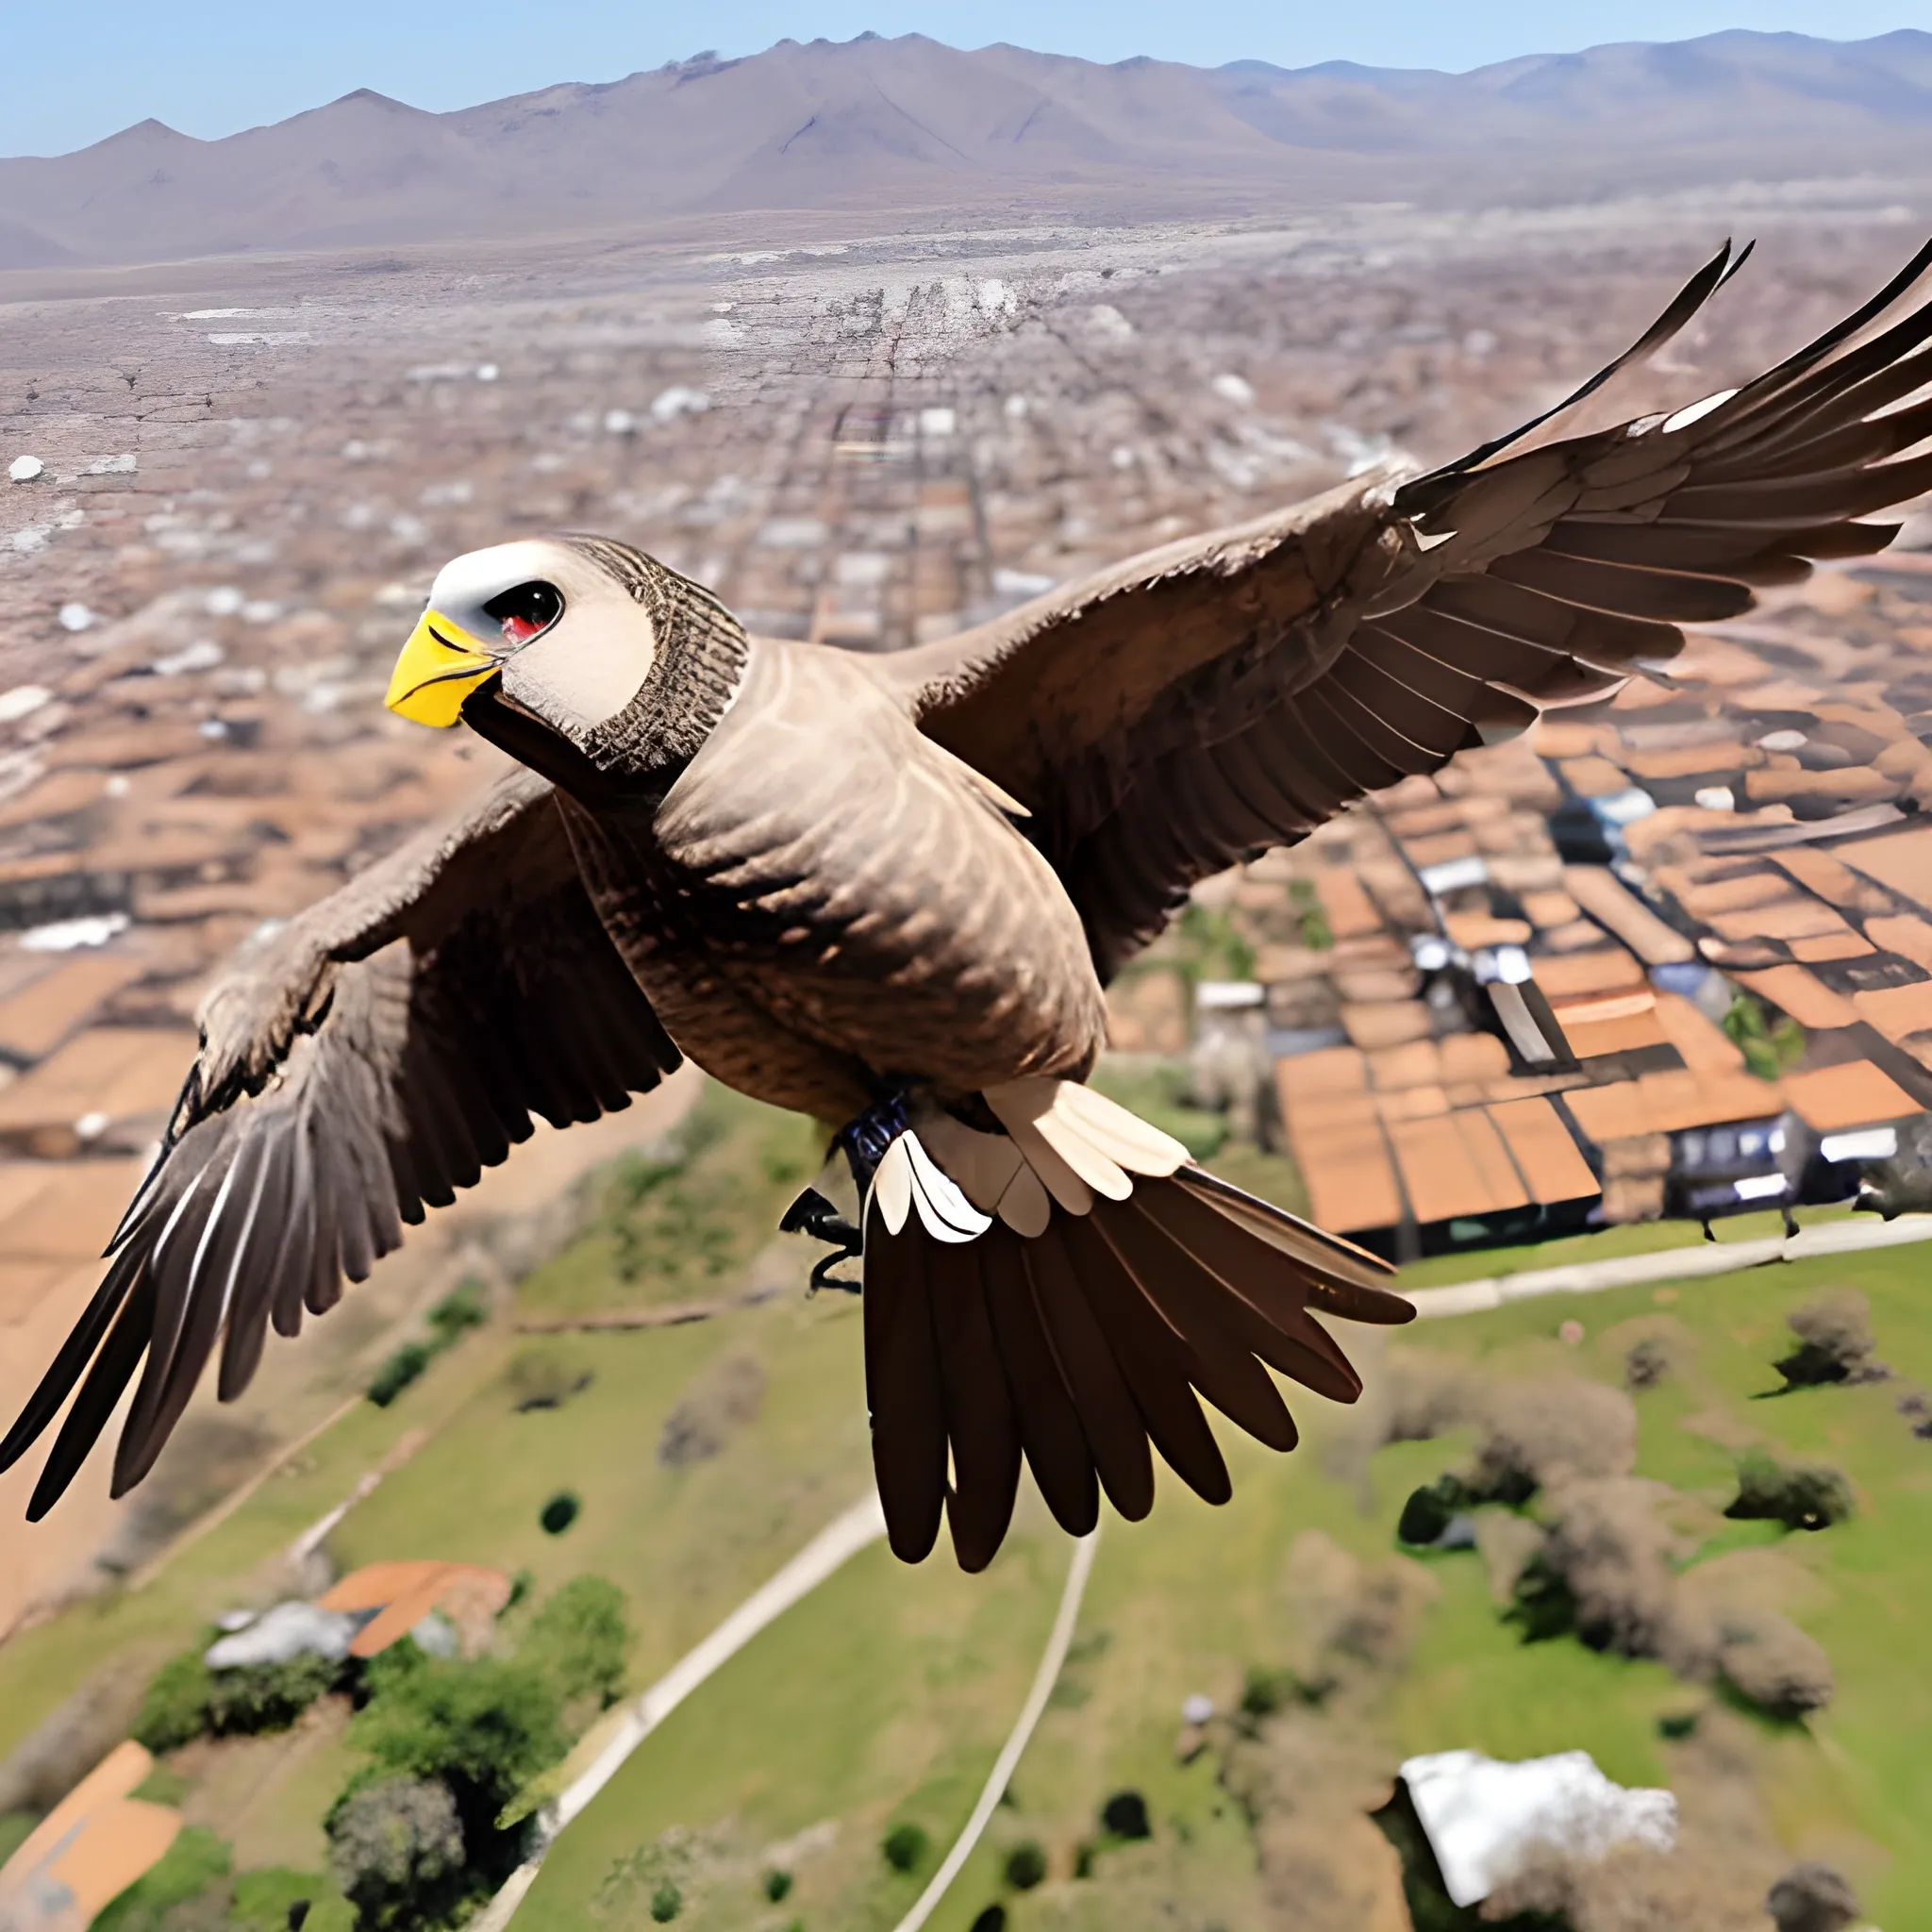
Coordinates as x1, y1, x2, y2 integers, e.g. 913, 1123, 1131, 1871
778, 1091, 912, 1296
780, 1188, 863, 1295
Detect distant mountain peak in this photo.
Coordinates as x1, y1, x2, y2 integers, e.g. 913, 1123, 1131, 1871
6, 26, 1929, 270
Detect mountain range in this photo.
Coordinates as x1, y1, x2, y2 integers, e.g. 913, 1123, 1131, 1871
4, 28, 1931, 270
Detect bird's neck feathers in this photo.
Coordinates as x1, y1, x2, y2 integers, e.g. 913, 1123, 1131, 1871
575, 541, 750, 782
466, 542, 749, 809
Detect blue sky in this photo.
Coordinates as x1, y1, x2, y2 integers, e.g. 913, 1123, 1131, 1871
2, 0, 1925, 158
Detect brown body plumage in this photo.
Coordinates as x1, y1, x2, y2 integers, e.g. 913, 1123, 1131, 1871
8, 239, 1932, 1568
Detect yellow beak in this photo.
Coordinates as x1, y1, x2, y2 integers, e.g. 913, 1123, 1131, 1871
385, 611, 498, 727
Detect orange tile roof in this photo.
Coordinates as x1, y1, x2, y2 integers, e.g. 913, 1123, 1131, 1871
1298, 1116, 1403, 1234
1654, 993, 1745, 1074
1366, 1039, 1441, 1091
1667, 869, 1790, 919
1387, 1114, 1524, 1222
1445, 913, 1532, 949
1865, 914, 1932, 974
1533, 947, 1646, 1000
1790, 931, 1874, 962
1709, 896, 1856, 944
318, 1560, 514, 1658
1275, 1045, 1367, 1102
1559, 756, 1632, 797
0, 1740, 181, 1923
1376, 1085, 1451, 1122
1733, 966, 1861, 1031
1782, 1061, 1922, 1131
1561, 1004, 1672, 1059
1314, 869, 1384, 940
1852, 979, 1932, 1046
0, 955, 149, 1066
1836, 824, 1932, 911
1439, 1032, 1511, 1082
1342, 1002, 1433, 1051
1490, 1098, 1600, 1205
1770, 845, 1888, 911
1522, 890, 1581, 928
1567, 1068, 1784, 1141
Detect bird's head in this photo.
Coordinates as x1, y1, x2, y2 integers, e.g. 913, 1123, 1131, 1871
385, 537, 661, 735
386, 536, 748, 790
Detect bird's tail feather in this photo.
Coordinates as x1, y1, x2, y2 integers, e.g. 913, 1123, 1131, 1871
860, 1078, 1413, 1570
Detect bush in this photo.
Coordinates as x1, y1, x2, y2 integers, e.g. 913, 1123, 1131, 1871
426, 1279, 488, 1344
1396, 1474, 1469, 1546
1778, 1289, 1883, 1388
762, 1868, 793, 1902
1767, 1861, 1860, 1932
540, 1491, 581, 1535
1726, 1451, 1854, 1532
1003, 1840, 1047, 1890
882, 1821, 930, 1874
970, 1907, 1009, 1932
205, 1654, 341, 1737
133, 1645, 217, 1754
1624, 1335, 1672, 1391
346, 1650, 563, 1897
1721, 1617, 1834, 1721
508, 1345, 591, 1412
1507, 1550, 1579, 1643
327, 1775, 466, 1931
1100, 1790, 1151, 1840
650, 1879, 683, 1922
367, 1341, 432, 1407
1472, 1378, 1636, 1503
526, 1575, 630, 1710
1238, 1664, 1324, 1724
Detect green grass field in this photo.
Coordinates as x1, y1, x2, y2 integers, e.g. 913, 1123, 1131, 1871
7, 1083, 1929, 1928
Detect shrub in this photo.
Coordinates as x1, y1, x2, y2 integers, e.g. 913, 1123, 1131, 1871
367, 1341, 431, 1407
540, 1491, 581, 1535
526, 1575, 630, 1709
1767, 1861, 1860, 1932
426, 1279, 488, 1344
327, 1775, 466, 1931
1726, 1451, 1854, 1532
1100, 1790, 1151, 1840
762, 1868, 793, 1902
205, 1654, 341, 1737
1238, 1664, 1323, 1724
970, 1907, 1009, 1932
1472, 1378, 1636, 1503
1624, 1335, 1672, 1391
658, 1353, 766, 1465
650, 1879, 683, 1922
132, 1645, 217, 1754
1777, 1289, 1883, 1388
1004, 1840, 1047, 1890
882, 1821, 930, 1873
1396, 1474, 1468, 1546
508, 1345, 590, 1412
1506, 1550, 1578, 1643
1721, 1617, 1834, 1721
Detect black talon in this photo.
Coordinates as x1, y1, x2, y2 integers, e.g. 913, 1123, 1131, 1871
782, 1186, 864, 1295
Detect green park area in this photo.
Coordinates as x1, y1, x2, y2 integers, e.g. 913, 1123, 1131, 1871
1, 1084, 1927, 1927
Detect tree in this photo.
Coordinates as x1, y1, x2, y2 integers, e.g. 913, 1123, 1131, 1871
133, 1646, 216, 1754
327, 1775, 466, 1931
882, 1822, 930, 1873
347, 1649, 563, 1893
526, 1575, 631, 1710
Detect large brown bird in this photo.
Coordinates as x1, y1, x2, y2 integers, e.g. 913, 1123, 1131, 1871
8, 241, 1932, 1568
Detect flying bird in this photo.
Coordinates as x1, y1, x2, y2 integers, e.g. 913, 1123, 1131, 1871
8, 240, 1932, 1569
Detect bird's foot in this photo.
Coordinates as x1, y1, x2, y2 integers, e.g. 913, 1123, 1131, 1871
780, 1187, 863, 1295
837, 1091, 911, 1195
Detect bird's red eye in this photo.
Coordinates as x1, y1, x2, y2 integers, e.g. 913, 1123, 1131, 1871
482, 580, 562, 644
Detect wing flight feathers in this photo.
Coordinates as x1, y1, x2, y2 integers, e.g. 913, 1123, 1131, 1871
1, 774, 678, 1517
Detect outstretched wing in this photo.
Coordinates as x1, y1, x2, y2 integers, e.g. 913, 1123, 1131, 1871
1, 767, 680, 1517
898, 239, 1932, 977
